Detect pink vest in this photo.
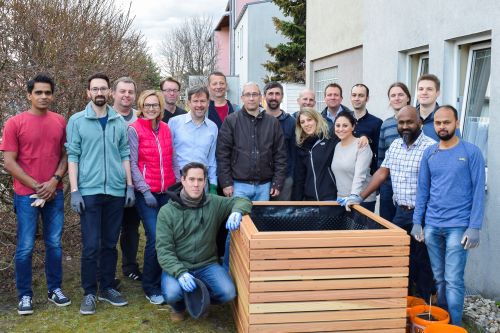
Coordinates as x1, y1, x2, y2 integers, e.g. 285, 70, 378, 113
131, 118, 176, 192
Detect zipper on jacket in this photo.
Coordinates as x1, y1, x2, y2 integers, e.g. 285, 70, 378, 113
309, 139, 322, 200
103, 127, 107, 194
142, 164, 147, 179
153, 132, 165, 192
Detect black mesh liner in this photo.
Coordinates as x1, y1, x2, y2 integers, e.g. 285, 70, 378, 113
250, 205, 386, 232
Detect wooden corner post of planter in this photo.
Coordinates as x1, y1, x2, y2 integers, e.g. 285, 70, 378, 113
230, 201, 410, 333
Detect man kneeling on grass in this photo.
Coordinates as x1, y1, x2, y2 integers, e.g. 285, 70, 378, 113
156, 162, 252, 321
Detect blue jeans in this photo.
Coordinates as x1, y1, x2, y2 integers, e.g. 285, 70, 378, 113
425, 226, 468, 325
80, 194, 124, 295
14, 190, 64, 299
393, 206, 435, 300
135, 191, 169, 296
161, 263, 236, 313
379, 179, 396, 221
223, 181, 271, 270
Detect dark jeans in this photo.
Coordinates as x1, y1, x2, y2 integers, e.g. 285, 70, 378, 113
134, 191, 168, 296
393, 206, 435, 300
14, 190, 64, 299
360, 201, 376, 212
80, 194, 124, 295
120, 206, 141, 275
379, 179, 396, 222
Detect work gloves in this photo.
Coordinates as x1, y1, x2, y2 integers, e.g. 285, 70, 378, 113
411, 224, 424, 242
461, 228, 480, 249
143, 190, 158, 208
70, 190, 85, 214
178, 272, 197, 292
125, 185, 136, 207
29, 194, 46, 208
337, 194, 363, 211
226, 212, 242, 231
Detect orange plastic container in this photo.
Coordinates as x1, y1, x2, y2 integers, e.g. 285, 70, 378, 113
424, 323, 467, 332
407, 297, 427, 333
410, 305, 450, 333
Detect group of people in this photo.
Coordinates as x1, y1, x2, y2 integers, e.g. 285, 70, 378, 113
0, 70, 484, 326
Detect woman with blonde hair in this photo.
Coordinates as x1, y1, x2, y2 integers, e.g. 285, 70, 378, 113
128, 90, 177, 305
291, 108, 338, 201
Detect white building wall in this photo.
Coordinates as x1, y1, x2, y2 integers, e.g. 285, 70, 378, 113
307, 0, 500, 299
234, 10, 249, 86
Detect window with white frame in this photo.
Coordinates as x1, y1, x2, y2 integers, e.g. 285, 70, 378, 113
314, 66, 339, 111
459, 42, 491, 165
407, 51, 429, 105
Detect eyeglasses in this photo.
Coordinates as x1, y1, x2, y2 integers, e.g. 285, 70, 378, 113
89, 87, 109, 94
144, 103, 160, 109
162, 89, 179, 94
243, 92, 261, 98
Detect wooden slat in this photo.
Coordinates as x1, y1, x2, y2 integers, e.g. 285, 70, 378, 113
250, 257, 408, 271
250, 277, 408, 292
249, 307, 406, 324
250, 298, 406, 313
232, 228, 250, 274
232, 299, 248, 333
250, 235, 409, 249
249, 318, 407, 333
249, 246, 410, 260
250, 228, 405, 239
250, 266, 408, 282
249, 288, 407, 303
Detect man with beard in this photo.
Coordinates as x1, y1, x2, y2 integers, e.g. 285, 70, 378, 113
169, 86, 218, 192
339, 106, 436, 300
264, 81, 295, 200
411, 105, 485, 326
160, 77, 187, 123
66, 73, 135, 315
112, 77, 142, 283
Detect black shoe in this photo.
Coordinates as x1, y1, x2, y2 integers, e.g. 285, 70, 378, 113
98, 288, 128, 306
18, 295, 33, 315
48, 288, 71, 306
125, 270, 142, 281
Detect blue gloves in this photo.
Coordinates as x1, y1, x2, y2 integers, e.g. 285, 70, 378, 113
143, 190, 158, 208
178, 272, 197, 292
70, 190, 85, 214
337, 194, 362, 211
226, 212, 242, 231
411, 224, 424, 242
125, 185, 136, 207
461, 228, 480, 249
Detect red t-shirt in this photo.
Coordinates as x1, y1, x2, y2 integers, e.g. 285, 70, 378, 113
0, 111, 66, 195
215, 103, 229, 123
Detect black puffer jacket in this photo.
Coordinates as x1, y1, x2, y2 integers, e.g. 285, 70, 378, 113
216, 107, 287, 191
292, 135, 338, 200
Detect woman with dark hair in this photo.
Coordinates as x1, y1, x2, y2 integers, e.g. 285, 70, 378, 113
128, 90, 177, 305
378, 82, 411, 220
332, 111, 376, 212
291, 108, 338, 201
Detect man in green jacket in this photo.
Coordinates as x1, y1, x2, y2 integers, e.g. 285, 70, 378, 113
156, 162, 252, 322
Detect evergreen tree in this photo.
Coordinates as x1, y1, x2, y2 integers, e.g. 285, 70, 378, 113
263, 0, 306, 83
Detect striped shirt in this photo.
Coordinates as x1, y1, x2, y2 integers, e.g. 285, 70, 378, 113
378, 116, 399, 167
381, 132, 436, 207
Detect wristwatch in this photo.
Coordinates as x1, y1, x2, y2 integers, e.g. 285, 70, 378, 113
53, 174, 62, 182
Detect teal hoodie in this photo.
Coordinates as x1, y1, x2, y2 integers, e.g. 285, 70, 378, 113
66, 102, 130, 196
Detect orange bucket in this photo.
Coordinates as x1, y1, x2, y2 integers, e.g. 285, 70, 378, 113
410, 305, 449, 333
424, 323, 467, 332
406, 297, 427, 333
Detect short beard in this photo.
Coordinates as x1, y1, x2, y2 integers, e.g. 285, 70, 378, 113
399, 129, 421, 146
267, 100, 280, 110
438, 131, 454, 141
93, 96, 107, 107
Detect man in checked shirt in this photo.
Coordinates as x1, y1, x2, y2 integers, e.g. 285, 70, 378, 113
339, 105, 436, 301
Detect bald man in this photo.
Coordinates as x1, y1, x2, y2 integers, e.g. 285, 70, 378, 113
340, 105, 436, 301
293, 88, 316, 118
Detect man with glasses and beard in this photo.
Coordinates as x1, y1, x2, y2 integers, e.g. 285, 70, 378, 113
339, 106, 436, 301
411, 105, 485, 326
66, 73, 135, 315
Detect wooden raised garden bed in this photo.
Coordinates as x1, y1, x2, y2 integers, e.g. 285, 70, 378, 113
230, 202, 410, 333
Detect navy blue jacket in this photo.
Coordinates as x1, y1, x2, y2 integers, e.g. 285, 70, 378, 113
276, 111, 297, 177
208, 99, 236, 130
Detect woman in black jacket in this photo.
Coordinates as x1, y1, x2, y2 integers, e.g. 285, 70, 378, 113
292, 108, 339, 201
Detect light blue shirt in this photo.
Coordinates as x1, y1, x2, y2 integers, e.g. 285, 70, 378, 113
168, 112, 218, 185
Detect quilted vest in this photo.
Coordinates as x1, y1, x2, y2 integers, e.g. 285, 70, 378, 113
130, 118, 176, 192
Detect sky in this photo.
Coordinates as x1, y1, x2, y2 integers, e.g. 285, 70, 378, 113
114, 0, 229, 65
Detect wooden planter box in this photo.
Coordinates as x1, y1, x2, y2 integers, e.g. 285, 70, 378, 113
230, 202, 410, 333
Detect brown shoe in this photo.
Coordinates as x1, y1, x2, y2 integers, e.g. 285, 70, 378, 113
170, 310, 184, 322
